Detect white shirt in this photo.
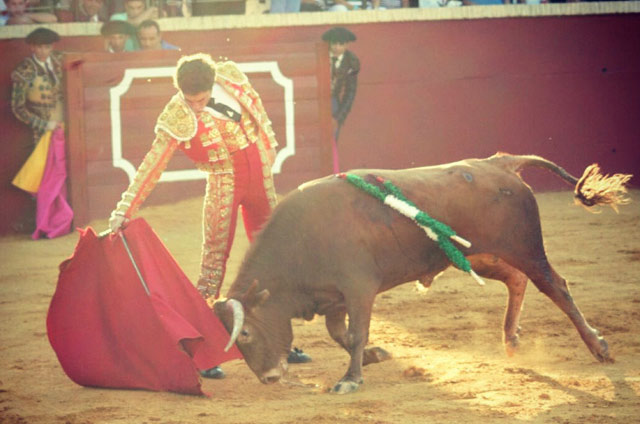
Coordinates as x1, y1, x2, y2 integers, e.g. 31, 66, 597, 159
206, 83, 242, 121
32, 55, 57, 84
330, 53, 344, 71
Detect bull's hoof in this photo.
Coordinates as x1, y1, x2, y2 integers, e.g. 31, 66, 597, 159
363, 347, 392, 366
331, 380, 360, 394
592, 337, 614, 363
504, 335, 520, 357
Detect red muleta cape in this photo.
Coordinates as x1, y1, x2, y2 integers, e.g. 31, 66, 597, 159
46, 218, 241, 395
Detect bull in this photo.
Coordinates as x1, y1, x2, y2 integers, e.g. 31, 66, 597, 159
214, 153, 631, 394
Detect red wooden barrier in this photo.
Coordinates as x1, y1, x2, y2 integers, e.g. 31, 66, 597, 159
1, 7, 639, 234
63, 43, 332, 226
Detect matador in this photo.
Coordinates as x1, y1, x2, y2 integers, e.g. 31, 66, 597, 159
109, 54, 277, 301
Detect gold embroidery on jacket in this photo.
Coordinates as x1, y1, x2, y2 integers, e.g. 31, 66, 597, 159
114, 130, 178, 217
215, 61, 248, 85
11, 52, 64, 143
199, 172, 235, 288
155, 95, 197, 141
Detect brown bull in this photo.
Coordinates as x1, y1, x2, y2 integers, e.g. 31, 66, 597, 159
214, 153, 631, 394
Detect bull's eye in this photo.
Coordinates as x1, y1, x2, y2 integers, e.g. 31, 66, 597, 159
238, 329, 251, 344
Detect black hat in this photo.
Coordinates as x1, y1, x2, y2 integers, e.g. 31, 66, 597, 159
322, 27, 357, 44
26, 28, 60, 45
100, 20, 135, 36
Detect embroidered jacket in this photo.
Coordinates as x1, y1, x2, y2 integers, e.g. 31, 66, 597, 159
11, 51, 64, 143
113, 61, 278, 219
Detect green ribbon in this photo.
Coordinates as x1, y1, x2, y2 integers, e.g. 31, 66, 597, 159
339, 173, 472, 273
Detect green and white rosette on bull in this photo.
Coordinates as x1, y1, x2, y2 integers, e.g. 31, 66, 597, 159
338, 173, 485, 286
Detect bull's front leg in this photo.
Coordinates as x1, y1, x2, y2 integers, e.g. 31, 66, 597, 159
325, 307, 348, 350
331, 291, 376, 394
326, 307, 392, 367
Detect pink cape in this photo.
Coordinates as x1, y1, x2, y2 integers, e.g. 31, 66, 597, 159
32, 127, 73, 240
46, 218, 242, 395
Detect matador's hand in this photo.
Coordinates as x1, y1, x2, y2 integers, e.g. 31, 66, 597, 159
109, 213, 128, 234
45, 120, 59, 131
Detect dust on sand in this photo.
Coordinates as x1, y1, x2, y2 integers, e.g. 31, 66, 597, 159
1, 190, 639, 423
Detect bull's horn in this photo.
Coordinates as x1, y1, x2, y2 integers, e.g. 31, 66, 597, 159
224, 299, 245, 352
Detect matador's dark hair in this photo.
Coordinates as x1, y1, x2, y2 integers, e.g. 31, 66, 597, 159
174, 53, 216, 95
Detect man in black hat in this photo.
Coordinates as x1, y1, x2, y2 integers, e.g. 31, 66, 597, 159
322, 27, 360, 172
100, 20, 136, 52
11, 27, 64, 145
322, 27, 360, 142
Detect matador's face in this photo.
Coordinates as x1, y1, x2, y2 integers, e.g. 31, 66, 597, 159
330, 42, 347, 57
183, 90, 212, 114
31, 44, 54, 62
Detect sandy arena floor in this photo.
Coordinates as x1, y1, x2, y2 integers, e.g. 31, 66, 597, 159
1, 189, 639, 424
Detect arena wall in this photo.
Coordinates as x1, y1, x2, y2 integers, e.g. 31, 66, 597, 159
1, 4, 639, 233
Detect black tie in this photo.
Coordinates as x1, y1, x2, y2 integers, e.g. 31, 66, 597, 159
45, 63, 56, 85
331, 56, 338, 80
207, 98, 241, 122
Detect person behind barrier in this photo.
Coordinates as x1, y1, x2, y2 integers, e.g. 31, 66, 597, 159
11, 27, 63, 145
137, 19, 180, 50
100, 19, 137, 52
322, 27, 360, 139
2, 0, 57, 25
110, 0, 158, 24
71, 0, 108, 21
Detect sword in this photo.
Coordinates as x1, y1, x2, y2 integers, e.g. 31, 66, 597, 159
120, 232, 151, 296
98, 228, 150, 296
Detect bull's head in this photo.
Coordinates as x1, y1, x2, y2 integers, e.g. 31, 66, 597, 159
213, 281, 292, 384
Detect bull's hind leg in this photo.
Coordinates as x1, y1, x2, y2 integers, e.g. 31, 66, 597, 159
469, 255, 528, 356
521, 259, 612, 363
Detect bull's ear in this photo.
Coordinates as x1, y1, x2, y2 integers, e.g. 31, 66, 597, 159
244, 280, 260, 301
245, 289, 270, 311
243, 282, 270, 309
255, 289, 270, 306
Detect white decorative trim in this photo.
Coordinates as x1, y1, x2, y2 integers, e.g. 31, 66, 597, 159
109, 61, 295, 185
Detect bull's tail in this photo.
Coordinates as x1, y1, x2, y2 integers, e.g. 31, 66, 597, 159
488, 153, 633, 212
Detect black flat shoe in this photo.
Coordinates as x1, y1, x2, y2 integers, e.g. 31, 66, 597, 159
200, 366, 226, 379
287, 347, 312, 364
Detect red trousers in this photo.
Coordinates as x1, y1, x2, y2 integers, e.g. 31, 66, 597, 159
198, 142, 277, 298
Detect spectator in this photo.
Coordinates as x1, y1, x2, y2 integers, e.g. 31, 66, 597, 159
100, 20, 136, 52
2, 0, 57, 25
370, 0, 409, 8
324, 0, 361, 11
300, 0, 325, 11
270, 0, 300, 13
163, 0, 191, 17
110, 0, 158, 25
72, 0, 108, 21
1, 0, 7, 25
11, 27, 63, 146
137, 19, 180, 50
110, 0, 159, 50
